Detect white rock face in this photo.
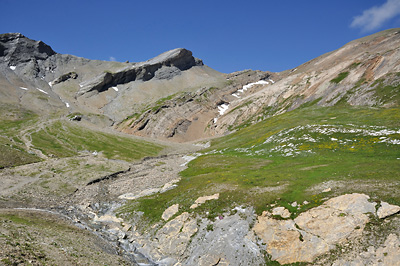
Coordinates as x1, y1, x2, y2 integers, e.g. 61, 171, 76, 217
253, 212, 330, 264
190, 193, 219, 209
271, 206, 291, 218
118, 188, 160, 200
323, 193, 376, 214
161, 204, 179, 221
377, 201, 400, 219
253, 193, 379, 264
294, 204, 368, 245
156, 212, 198, 256
94, 214, 123, 223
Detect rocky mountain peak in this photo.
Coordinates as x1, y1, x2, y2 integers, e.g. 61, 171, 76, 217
0, 32, 56, 66
77, 47, 204, 96
140, 48, 203, 70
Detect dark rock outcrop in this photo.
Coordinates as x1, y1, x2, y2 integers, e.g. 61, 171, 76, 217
77, 48, 204, 96
0, 33, 56, 66
51, 71, 78, 85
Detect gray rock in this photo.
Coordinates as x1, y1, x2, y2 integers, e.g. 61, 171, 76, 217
377, 201, 400, 219
254, 193, 377, 264
333, 234, 400, 266
156, 212, 198, 256
161, 204, 179, 221
184, 208, 264, 266
190, 193, 219, 209
51, 71, 78, 85
0, 33, 56, 66
154, 65, 181, 80
77, 48, 203, 96
324, 193, 376, 215
271, 206, 291, 218
253, 213, 330, 264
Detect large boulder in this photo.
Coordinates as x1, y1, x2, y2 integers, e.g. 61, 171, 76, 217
253, 193, 379, 264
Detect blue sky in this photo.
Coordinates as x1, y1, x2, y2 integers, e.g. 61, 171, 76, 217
2, 0, 400, 73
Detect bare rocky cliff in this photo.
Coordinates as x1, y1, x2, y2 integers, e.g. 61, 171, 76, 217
117, 28, 400, 142
216, 28, 400, 133
2, 29, 399, 140
0, 33, 225, 123
77, 48, 204, 96
117, 70, 273, 142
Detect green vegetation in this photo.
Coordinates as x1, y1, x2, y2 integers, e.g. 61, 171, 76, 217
31, 121, 163, 161
0, 104, 41, 168
330, 72, 349, 84
349, 62, 361, 69
0, 144, 39, 169
151, 92, 180, 112
118, 105, 400, 227
0, 210, 131, 265
66, 112, 83, 119
371, 77, 400, 106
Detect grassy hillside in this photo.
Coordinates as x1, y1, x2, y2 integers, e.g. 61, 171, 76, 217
30, 120, 163, 161
0, 210, 131, 265
0, 104, 41, 168
119, 105, 400, 225
0, 103, 164, 168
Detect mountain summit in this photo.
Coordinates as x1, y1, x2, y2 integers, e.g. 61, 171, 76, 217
0, 33, 225, 121
0, 33, 56, 66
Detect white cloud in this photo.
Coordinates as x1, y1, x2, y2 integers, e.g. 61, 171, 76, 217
351, 0, 400, 32
109, 56, 116, 61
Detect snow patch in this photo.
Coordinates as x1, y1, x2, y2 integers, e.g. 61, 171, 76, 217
48, 81, 53, 87
269, 79, 275, 84
233, 206, 247, 213
180, 153, 201, 166
65, 102, 70, 108
36, 88, 48, 94
218, 103, 229, 115
243, 80, 269, 91
194, 141, 211, 148
19, 87, 28, 91
9, 66, 16, 70
237, 80, 269, 94
232, 93, 240, 98
213, 118, 218, 123
112, 86, 118, 92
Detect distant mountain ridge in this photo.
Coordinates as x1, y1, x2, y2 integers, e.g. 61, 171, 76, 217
0, 33, 225, 123
1, 29, 399, 142
117, 28, 400, 142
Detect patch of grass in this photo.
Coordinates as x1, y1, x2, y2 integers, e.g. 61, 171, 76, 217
150, 92, 182, 112
349, 62, 361, 69
330, 72, 349, 84
0, 104, 38, 134
118, 105, 400, 228
0, 138, 40, 168
31, 121, 163, 161
0, 104, 41, 167
0, 210, 131, 265
66, 112, 83, 119
372, 81, 400, 106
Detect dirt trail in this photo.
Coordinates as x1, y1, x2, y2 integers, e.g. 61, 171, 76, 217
18, 117, 63, 159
